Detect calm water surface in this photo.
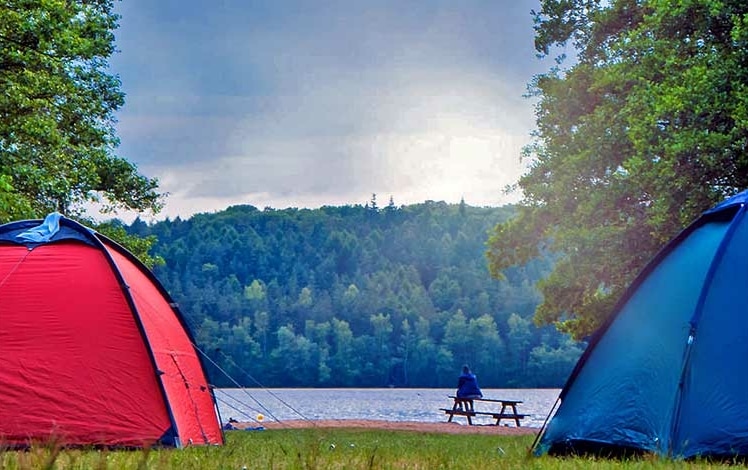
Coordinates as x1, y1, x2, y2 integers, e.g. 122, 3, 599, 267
215, 388, 559, 428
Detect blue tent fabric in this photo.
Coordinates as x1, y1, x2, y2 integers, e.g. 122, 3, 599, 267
673, 209, 748, 457
535, 191, 748, 459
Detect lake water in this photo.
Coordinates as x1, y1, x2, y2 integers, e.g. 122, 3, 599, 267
215, 388, 560, 428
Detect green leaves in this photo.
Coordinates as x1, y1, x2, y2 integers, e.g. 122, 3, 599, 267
488, 0, 748, 339
94, 221, 165, 269
0, 174, 34, 221
0, 0, 163, 219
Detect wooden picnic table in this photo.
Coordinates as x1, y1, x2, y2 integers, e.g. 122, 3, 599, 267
440, 395, 527, 426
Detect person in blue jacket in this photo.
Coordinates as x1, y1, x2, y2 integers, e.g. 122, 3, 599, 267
456, 365, 483, 399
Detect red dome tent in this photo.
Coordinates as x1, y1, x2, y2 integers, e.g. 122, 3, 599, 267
0, 214, 224, 448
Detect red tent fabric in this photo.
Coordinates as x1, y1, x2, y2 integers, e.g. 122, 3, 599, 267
0, 215, 223, 448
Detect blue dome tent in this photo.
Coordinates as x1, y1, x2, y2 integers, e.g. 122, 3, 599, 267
534, 190, 748, 459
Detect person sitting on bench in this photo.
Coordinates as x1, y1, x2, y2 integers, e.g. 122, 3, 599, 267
456, 365, 482, 409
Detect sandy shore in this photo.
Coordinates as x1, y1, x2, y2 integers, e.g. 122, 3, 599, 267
232, 419, 540, 436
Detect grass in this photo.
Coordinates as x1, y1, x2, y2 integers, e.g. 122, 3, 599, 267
0, 429, 743, 469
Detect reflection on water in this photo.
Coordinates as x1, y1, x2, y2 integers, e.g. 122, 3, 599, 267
215, 388, 559, 428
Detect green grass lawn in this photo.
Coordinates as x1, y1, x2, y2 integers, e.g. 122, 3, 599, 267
0, 429, 742, 469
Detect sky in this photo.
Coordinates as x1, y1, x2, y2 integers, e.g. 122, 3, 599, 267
109, 0, 548, 221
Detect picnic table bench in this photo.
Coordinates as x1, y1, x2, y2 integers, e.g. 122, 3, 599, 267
440, 395, 527, 426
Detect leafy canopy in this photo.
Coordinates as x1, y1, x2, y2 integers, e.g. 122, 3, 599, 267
0, 0, 165, 265
487, 0, 748, 339
0, 0, 163, 221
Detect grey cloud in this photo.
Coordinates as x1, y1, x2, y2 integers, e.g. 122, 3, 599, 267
110, 0, 545, 216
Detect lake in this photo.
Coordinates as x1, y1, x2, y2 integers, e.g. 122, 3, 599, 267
215, 388, 560, 428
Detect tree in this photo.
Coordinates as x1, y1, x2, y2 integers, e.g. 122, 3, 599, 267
369, 193, 378, 213
0, 175, 32, 221
527, 338, 584, 387
305, 320, 332, 384
395, 318, 415, 386
385, 196, 397, 214
0, 1, 163, 219
466, 314, 504, 385
96, 221, 164, 269
410, 316, 440, 386
442, 310, 471, 366
487, 0, 748, 339
269, 325, 317, 385
244, 279, 267, 303
329, 318, 357, 386
504, 313, 533, 385
253, 310, 270, 357
369, 312, 393, 384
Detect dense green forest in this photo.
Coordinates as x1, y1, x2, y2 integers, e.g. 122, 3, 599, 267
128, 198, 583, 388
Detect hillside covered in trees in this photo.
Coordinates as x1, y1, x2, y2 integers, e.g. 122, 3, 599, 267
129, 199, 582, 388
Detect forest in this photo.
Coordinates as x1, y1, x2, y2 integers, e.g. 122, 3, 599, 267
127, 197, 583, 388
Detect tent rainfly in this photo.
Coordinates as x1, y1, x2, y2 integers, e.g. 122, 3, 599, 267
0, 213, 224, 448
535, 190, 748, 459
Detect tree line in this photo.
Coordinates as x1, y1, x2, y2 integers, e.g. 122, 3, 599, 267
128, 198, 583, 388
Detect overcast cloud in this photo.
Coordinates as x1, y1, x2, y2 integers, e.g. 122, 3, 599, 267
109, 0, 547, 220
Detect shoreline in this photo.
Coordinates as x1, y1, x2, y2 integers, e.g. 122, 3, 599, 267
231, 419, 540, 436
